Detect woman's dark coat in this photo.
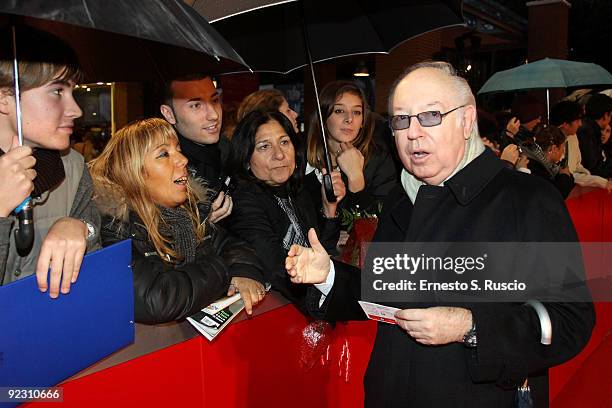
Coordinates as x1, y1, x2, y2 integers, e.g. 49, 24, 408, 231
100, 205, 264, 325
310, 149, 594, 408
226, 179, 339, 313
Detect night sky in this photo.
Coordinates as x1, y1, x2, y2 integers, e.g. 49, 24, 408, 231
498, 0, 612, 72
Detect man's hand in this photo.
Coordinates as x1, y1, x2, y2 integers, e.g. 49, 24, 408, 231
0, 136, 36, 217
209, 191, 233, 223
500, 144, 519, 166
506, 117, 520, 137
227, 277, 265, 315
36, 217, 88, 298
286, 228, 330, 284
395, 307, 472, 346
336, 142, 365, 192
605, 180, 612, 193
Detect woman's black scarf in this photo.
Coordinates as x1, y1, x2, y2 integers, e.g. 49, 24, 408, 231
158, 206, 197, 266
270, 184, 308, 250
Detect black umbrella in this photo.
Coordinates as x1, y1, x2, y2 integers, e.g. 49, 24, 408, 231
199, 0, 464, 201
0, 0, 250, 82
205, 0, 464, 74
1, 0, 249, 252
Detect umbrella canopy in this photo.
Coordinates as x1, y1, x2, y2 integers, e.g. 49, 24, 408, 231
478, 58, 612, 94
0, 0, 250, 81
201, 0, 464, 74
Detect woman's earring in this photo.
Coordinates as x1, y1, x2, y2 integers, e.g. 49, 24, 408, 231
246, 164, 251, 171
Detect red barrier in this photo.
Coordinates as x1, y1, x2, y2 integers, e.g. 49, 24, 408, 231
23, 187, 610, 408
24, 307, 376, 408
550, 187, 612, 406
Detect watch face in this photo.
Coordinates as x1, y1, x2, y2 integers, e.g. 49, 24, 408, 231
464, 334, 477, 348
463, 323, 477, 347
83, 221, 95, 239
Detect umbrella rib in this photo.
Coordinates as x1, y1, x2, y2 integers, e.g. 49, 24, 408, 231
80, 0, 95, 27
209, 0, 297, 23
174, 0, 217, 57
554, 59, 571, 88
358, 3, 386, 52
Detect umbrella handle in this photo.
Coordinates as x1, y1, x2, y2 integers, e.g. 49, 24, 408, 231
322, 173, 337, 203
298, 1, 336, 203
525, 300, 552, 345
14, 198, 34, 256
11, 26, 35, 255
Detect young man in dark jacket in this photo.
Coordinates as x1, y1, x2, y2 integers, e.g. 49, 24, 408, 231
160, 74, 232, 223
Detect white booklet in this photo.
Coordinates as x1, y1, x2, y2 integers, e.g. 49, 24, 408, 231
187, 293, 244, 341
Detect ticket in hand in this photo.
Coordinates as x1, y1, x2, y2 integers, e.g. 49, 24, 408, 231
358, 301, 400, 325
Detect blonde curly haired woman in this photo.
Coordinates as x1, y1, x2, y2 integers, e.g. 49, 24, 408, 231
90, 118, 265, 324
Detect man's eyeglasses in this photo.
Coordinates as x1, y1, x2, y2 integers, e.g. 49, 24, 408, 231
389, 104, 466, 131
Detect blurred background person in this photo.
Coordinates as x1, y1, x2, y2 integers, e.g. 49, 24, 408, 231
529, 126, 575, 198
577, 93, 612, 178
231, 88, 299, 135
551, 100, 612, 192
509, 93, 545, 143
601, 124, 611, 161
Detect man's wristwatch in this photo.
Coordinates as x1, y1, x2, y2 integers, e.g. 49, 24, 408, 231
463, 320, 477, 348
81, 219, 96, 242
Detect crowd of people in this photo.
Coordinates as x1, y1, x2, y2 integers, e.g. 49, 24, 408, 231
0, 26, 602, 408
478, 92, 612, 197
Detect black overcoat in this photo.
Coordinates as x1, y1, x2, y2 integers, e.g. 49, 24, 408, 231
315, 149, 595, 408
101, 209, 264, 324
227, 180, 340, 313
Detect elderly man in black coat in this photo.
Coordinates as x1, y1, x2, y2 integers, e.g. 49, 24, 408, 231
286, 62, 594, 408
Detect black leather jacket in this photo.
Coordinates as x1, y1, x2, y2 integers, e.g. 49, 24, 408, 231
101, 210, 264, 324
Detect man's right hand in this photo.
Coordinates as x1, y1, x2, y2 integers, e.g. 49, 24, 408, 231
208, 191, 233, 223
506, 117, 520, 137
286, 228, 330, 284
606, 180, 612, 193
0, 136, 36, 217
500, 144, 519, 165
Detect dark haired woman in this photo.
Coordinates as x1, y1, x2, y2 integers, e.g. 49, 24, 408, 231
226, 110, 345, 311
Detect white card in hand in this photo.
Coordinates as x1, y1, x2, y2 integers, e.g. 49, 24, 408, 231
358, 301, 400, 325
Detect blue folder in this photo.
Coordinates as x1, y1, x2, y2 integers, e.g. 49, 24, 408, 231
0, 240, 134, 405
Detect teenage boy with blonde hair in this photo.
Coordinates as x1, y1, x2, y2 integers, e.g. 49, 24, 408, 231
0, 26, 100, 297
